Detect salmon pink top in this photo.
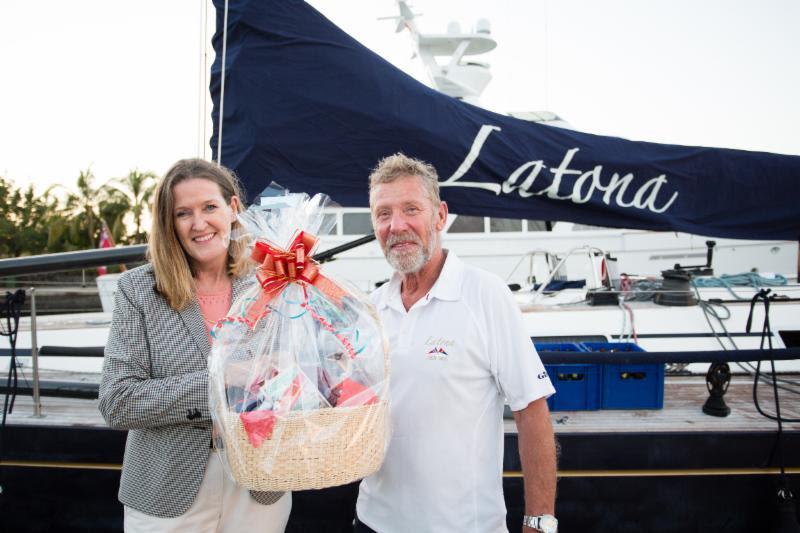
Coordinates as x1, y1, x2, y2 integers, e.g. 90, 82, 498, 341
196, 288, 232, 340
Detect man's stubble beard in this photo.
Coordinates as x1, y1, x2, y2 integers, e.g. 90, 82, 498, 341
384, 223, 439, 274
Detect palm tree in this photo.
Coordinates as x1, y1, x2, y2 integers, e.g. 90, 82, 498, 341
57, 168, 114, 249
108, 169, 157, 243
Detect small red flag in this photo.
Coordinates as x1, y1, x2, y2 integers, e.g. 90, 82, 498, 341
97, 221, 114, 275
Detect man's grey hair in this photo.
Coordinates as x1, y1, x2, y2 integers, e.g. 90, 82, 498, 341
368, 152, 441, 206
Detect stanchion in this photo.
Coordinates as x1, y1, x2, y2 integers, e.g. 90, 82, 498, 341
29, 287, 43, 418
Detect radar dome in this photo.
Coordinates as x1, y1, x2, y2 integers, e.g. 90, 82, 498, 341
474, 18, 491, 34
447, 21, 462, 34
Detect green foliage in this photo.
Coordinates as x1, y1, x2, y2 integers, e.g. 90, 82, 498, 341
0, 176, 55, 257
0, 167, 159, 258
107, 170, 157, 244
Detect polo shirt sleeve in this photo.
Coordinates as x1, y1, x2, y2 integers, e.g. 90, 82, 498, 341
484, 278, 555, 411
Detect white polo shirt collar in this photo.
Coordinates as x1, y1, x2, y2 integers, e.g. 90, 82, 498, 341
374, 250, 462, 312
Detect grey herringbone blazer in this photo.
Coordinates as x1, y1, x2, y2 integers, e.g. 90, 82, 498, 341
99, 263, 283, 518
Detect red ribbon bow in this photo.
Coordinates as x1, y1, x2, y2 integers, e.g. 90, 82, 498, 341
252, 231, 320, 293
245, 231, 344, 324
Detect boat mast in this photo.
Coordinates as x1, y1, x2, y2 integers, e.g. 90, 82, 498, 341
198, 0, 211, 161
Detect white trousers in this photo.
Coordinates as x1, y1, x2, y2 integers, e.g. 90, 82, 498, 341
124, 451, 291, 533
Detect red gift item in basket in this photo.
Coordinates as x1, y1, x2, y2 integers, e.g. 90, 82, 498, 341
239, 370, 305, 446
331, 378, 378, 408
239, 410, 277, 448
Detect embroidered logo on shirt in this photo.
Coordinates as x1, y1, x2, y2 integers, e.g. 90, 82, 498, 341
426, 346, 449, 360
424, 336, 454, 361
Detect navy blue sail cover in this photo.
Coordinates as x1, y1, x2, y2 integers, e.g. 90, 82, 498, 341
210, 0, 800, 240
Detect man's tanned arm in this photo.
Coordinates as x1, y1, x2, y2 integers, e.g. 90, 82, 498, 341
513, 397, 557, 532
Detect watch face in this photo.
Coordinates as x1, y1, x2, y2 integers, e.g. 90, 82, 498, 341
540, 515, 558, 533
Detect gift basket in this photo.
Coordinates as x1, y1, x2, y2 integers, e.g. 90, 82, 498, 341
209, 186, 389, 491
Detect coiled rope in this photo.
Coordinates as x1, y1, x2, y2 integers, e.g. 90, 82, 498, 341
693, 272, 788, 300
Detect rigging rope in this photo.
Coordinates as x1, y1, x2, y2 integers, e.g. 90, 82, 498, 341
749, 289, 800, 421
0, 290, 26, 482
747, 289, 800, 518
693, 272, 788, 300
690, 282, 800, 392
1, 291, 25, 422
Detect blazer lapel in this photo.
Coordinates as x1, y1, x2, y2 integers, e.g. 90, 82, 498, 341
178, 298, 211, 357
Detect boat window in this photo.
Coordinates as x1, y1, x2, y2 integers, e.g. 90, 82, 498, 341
342, 213, 373, 235
572, 223, 606, 231
447, 215, 485, 233
527, 220, 549, 232
321, 213, 338, 236
489, 218, 522, 232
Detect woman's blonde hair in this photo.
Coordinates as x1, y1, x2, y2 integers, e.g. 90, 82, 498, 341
148, 158, 250, 310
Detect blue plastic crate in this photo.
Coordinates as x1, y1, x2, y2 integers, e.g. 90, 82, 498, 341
544, 363, 602, 411
534, 343, 601, 411
580, 342, 664, 409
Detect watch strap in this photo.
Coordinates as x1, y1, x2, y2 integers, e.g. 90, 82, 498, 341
523, 514, 541, 529
523, 514, 557, 532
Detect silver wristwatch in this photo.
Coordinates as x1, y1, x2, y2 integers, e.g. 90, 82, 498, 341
523, 514, 558, 533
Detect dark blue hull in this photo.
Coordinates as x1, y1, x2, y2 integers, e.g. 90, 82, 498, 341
2, 425, 798, 532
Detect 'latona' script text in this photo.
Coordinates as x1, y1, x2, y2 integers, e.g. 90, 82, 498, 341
440, 125, 678, 214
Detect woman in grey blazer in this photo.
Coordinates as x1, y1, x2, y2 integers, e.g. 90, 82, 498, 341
99, 158, 291, 532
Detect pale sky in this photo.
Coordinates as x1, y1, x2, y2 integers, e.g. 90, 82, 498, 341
2, 0, 798, 192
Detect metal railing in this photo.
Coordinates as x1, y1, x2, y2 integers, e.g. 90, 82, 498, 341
0, 234, 376, 278
0, 247, 142, 417
0, 245, 148, 277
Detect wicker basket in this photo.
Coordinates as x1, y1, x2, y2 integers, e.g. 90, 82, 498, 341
218, 400, 388, 491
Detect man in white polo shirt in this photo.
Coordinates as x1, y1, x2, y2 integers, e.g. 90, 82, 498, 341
355, 153, 558, 533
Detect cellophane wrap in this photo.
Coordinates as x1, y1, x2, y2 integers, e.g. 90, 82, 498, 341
209, 188, 389, 491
